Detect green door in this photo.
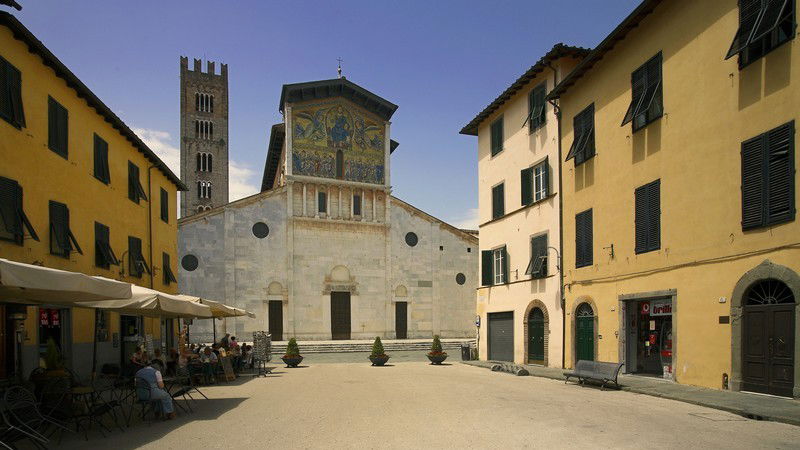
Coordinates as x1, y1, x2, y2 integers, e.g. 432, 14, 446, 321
528, 308, 545, 363
575, 303, 595, 362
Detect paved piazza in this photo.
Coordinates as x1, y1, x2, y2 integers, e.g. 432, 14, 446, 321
60, 359, 800, 449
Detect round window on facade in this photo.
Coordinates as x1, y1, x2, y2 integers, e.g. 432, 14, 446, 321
405, 232, 418, 247
456, 273, 466, 285
181, 254, 199, 271
252, 222, 270, 239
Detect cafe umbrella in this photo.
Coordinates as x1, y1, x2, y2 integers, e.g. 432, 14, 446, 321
175, 294, 255, 343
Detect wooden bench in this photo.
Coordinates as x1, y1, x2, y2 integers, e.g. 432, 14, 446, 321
564, 360, 623, 390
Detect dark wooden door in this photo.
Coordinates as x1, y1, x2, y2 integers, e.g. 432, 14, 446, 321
528, 308, 545, 363
331, 292, 351, 340
575, 313, 595, 362
743, 304, 795, 396
395, 302, 407, 339
268, 301, 283, 342
488, 312, 514, 362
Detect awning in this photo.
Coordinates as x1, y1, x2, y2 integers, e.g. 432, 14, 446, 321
75, 285, 213, 318
0, 258, 132, 304
176, 294, 255, 319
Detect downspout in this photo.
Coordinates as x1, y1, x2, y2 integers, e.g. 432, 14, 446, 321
147, 165, 157, 289
546, 61, 566, 369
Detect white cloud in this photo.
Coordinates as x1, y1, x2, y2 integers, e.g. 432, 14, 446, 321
132, 127, 260, 203
448, 207, 479, 230
229, 159, 260, 201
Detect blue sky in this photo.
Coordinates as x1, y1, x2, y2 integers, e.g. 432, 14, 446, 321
10, 0, 641, 227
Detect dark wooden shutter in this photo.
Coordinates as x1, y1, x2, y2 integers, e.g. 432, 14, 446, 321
94, 134, 109, 183
48, 97, 58, 152
635, 184, 649, 253
542, 156, 550, 197
0, 177, 21, 240
129, 236, 142, 277
128, 162, 138, 201
95, 222, 110, 267
48, 98, 68, 158
492, 183, 504, 219
623, 66, 647, 125
649, 180, 661, 250
521, 167, 533, 206
741, 135, 766, 229
726, 0, 764, 59
0, 57, 9, 122
481, 250, 493, 286
576, 209, 593, 267
491, 118, 503, 155
160, 188, 169, 222
531, 234, 548, 278
766, 122, 794, 224
49, 201, 69, 256
3, 58, 25, 127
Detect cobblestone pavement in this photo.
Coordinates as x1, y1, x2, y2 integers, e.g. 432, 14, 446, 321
57, 362, 800, 449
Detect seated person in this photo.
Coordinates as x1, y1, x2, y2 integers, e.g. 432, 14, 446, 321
198, 347, 218, 383
128, 347, 147, 374
135, 363, 176, 420
166, 348, 179, 376
151, 348, 166, 373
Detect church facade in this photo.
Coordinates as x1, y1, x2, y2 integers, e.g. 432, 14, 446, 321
177, 77, 478, 342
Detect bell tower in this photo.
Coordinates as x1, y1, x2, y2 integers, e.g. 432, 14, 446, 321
179, 57, 229, 217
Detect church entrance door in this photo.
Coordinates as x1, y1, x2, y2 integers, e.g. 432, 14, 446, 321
395, 302, 407, 339
268, 301, 283, 342
331, 292, 351, 340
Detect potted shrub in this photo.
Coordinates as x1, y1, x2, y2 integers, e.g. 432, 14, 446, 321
368, 337, 390, 366
426, 335, 448, 365
281, 338, 303, 368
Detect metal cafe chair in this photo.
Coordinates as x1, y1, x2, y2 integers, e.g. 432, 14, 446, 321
3, 386, 71, 447
127, 377, 159, 427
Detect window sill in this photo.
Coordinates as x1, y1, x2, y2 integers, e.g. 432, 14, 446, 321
93, 174, 110, 185
0, 115, 23, 130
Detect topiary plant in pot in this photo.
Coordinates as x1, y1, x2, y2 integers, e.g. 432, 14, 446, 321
426, 335, 448, 365
368, 337, 390, 366
281, 338, 303, 368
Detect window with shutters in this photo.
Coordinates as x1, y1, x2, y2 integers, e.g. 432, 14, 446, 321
0, 176, 37, 245
93, 134, 110, 184
525, 234, 548, 279
726, 0, 796, 67
493, 246, 508, 285
635, 180, 661, 254
622, 53, 663, 132
492, 183, 505, 219
49, 201, 82, 258
490, 117, 504, 156
481, 250, 493, 286
741, 121, 795, 230
163, 252, 177, 285
0, 55, 25, 129
353, 194, 362, 216
533, 159, 549, 202
160, 188, 169, 223
94, 222, 118, 269
575, 209, 593, 268
565, 104, 595, 166
128, 162, 148, 203
527, 83, 547, 132
47, 96, 68, 158
128, 236, 150, 278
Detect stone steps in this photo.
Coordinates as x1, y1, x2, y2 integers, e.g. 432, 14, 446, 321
269, 339, 474, 354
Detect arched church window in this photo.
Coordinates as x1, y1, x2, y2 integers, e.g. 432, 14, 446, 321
208, 154, 213, 172
196, 153, 201, 171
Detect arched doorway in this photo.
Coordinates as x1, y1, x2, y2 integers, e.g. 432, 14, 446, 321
742, 279, 795, 397
575, 303, 595, 362
528, 308, 545, 364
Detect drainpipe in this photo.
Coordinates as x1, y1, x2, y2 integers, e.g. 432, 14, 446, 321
147, 165, 157, 289
546, 62, 566, 369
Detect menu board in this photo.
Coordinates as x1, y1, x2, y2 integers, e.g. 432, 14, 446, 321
252, 331, 271, 362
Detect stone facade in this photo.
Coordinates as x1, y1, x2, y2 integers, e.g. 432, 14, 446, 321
180, 57, 229, 217
178, 78, 478, 342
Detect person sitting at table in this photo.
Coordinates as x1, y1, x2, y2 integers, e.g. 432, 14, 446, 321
135, 362, 176, 420
128, 347, 147, 374
230, 341, 242, 372
151, 348, 166, 372
198, 346, 218, 383
242, 345, 253, 369
219, 333, 230, 350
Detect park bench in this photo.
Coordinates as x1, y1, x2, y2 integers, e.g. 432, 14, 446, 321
563, 360, 623, 390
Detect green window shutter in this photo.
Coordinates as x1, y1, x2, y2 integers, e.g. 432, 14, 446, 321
520, 167, 533, 206
634, 183, 649, 253
576, 209, 593, 268
0, 57, 25, 128
542, 156, 550, 197
490, 118, 503, 156
531, 234, 548, 278
95, 222, 112, 268
48, 97, 58, 152
163, 252, 177, 285
501, 245, 509, 284
532, 83, 546, 130
649, 180, 661, 251
0, 176, 21, 243
94, 134, 110, 184
741, 134, 766, 229
622, 65, 647, 126
481, 250, 493, 286
492, 183, 504, 219
49, 201, 70, 256
726, 0, 764, 59
0, 57, 9, 122
160, 188, 169, 222
765, 121, 795, 225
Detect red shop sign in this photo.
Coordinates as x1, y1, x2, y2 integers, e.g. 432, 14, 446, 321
50, 309, 60, 327
39, 309, 49, 326
640, 302, 651, 315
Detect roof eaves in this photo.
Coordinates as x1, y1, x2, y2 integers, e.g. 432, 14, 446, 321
547, 0, 663, 100
0, 12, 187, 190
459, 43, 591, 136
260, 123, 285, 192
279, 78, 398, 121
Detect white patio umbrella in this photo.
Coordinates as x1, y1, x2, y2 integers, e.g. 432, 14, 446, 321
75, 285, 213, 318
175, 294, 256, 318
0, 258, 132, 304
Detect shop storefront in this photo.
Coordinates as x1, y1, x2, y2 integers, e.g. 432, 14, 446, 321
623, 297, 673, 380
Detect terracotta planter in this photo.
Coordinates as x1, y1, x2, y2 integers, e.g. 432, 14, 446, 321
427, 353, 448, 365
369, 355, 390, 366
282, 355, 303, 368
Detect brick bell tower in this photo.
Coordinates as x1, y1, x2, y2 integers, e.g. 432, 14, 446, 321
179, 57, 229, 217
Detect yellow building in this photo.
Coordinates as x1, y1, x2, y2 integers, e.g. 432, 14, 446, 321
461, 45, 587, 366
549, 0, 799, 396
0, 12, 186, 379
